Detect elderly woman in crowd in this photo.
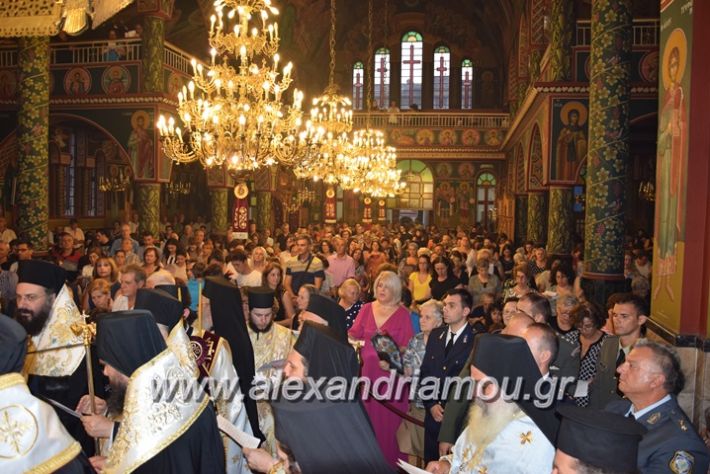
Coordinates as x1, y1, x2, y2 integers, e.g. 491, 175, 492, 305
468, 257, 501, 307
503, 262, 534, 300
398, 299, 444, 462
349, 270, 414, 467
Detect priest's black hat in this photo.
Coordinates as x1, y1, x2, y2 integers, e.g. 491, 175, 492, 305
134, 288, 183, 330
201, 276, 264, 441
293, 321, 358, 380
471, 333, 560, 443
305, 294, 348, 342
0, 314, 27, 374
17, 260, 67, 294
247, 287, 275, 309
96, 310, 166, 377
155, 284, 192, 309
556, 405, 646, 471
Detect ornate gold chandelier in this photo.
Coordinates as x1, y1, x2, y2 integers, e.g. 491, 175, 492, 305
292, 0, 360, 187
156, 0, 304, 172
351, 0, 403, 198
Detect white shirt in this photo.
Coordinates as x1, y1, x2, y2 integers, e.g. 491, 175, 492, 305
446, 323, 468, 346
235, 269, 262, 289
111, 295, 132, 311
626, 394, 672, 419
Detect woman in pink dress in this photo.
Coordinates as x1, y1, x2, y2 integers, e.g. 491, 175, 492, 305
349, 270, 414, 467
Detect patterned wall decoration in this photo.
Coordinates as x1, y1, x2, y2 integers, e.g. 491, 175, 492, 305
526, 192, 547, 245
651, 0, 693, 333
528, 124, 545, 190
530, 0, 547, 46
550, 98, 589, 183
514, 143, 526, 193
583, 0, 632, 278
514, 195, 528, 244
137, 183, 160, 236
547, 187, 574, 255
210, 188, 229, 234
142, 16, 165, 93
575, 50, 657, 83
17, 37, 50, 248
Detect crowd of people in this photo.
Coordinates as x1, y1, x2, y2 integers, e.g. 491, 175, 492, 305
0, 214, 707, 474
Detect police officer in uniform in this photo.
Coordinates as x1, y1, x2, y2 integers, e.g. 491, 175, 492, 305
419, 288, 477, 463
607, 340, 709, 473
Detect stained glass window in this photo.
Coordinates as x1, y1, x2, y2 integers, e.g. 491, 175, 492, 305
476, 172, 497, 229
352, 61, 364, 110
400, 31, 423, 110
397, 160, 433, 209
373, 48, 390, 110
433, 45, 450, 109
461, 59, 474, 109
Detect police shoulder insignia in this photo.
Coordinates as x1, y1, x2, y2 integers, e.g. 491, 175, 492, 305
669, 450, 694, 474
646, 412, 661, 425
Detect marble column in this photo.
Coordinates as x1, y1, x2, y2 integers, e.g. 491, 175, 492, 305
210, 188, 229, 235
548, 0, 574, 81
582, 0, 632, 303
547, 187, 574, 257
514, 195, 528, 245
136, 183, 160, 237
256, 191, 273, 232
142, 16, 164, 93
526, 192, 547, 244
17, 37, 49, 249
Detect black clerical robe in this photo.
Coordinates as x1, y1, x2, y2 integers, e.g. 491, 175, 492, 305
28, 352, 107, 456
134, 403, 226, 473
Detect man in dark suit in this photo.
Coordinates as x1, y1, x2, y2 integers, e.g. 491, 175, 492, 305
419, 288, 477, 463
607, 340, 709, 473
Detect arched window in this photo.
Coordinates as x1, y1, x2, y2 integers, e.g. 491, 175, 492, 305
352, 61, 364, 110
433, 45, 450, 109
374, 47, 390, 110
461, 59, 474, 109
400, 31, 423, 110
476, 172, 497, 229
397, 160, 433, 209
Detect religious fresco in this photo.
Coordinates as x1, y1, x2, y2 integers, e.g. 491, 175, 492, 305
64, 68, 91, 96
431, 161, 500, 228
389, 127, 505, 148
550, 99, 588, 183
52, 65, 140, 96
652, 0, 692, 332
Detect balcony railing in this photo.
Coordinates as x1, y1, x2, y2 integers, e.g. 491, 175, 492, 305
352, 112, 510, 130
0, 39, 202, 76
576, 18, 659, 47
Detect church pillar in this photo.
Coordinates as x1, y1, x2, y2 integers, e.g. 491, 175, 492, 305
547, 187, 574, 258
514, 195, 528, 245
17, 37, 49, 249
256, 191, 273, 232
548, 0, 574, 81
526, 192, 547, 244
136, 183, 160, 237
141, 15, 165, 93
581, 0, 632, 305
210, 188, 229, 235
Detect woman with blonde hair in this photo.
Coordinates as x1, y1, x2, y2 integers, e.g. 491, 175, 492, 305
349, 270, 414, 467
87, 278, 112, 319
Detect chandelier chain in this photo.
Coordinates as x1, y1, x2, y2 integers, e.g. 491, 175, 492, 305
366, 0, 374, 114
328, 0, 336, 89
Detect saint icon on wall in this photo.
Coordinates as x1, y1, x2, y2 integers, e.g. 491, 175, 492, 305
64, 68, 91, 95
128, 110, 154, 179
554, 101, 588, 181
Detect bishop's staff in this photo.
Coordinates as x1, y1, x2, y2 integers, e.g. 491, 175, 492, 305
71, 312, 100, 454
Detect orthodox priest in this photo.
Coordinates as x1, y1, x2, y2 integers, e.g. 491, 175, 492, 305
203, 276, 264, 443
244, 322, 393, 474
93, 310, 225, 473
16, 259, 106, 455
137, 286, 254, 473
0, 315, 93, 473
426, 334, 559, 474
246, 286, 294, 455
